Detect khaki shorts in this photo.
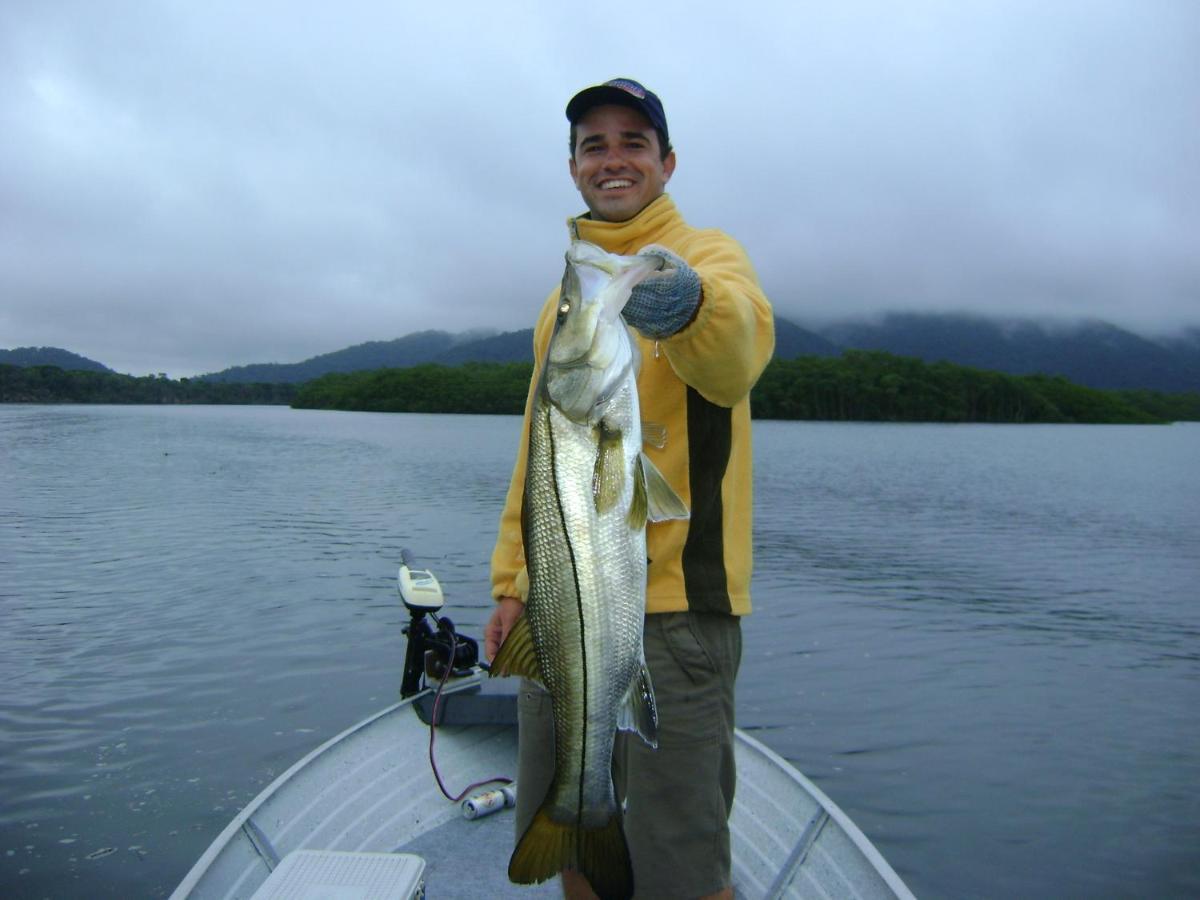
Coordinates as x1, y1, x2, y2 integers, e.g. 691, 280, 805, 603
515, 611, 742, 899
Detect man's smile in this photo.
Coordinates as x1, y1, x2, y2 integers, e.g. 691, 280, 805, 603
599, 179, 634, 190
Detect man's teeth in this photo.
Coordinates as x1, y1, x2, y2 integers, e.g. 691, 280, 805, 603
600, 179, 633, 190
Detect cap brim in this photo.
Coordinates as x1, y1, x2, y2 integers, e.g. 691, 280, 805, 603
566, 85, 651, 123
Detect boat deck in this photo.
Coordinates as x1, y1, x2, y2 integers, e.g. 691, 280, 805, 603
171, 677, 913, 899
397, 804, 558, 898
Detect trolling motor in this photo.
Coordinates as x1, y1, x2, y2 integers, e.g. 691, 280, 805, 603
398, 550, 516, 813
398, 548, 479, 698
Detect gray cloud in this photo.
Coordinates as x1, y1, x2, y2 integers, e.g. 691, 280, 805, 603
2, 0, 1196, 376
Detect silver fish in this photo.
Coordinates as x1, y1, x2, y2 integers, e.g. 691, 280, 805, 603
491, 240, 688, 899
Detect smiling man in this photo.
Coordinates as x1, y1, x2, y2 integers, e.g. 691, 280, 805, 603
569, 99, 675, 223
488, 78, 775, 899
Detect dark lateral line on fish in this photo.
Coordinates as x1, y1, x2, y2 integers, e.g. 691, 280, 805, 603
547, 411, 589, 834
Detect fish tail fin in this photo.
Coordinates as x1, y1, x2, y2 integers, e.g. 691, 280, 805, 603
577, 813, 635, 900
617, 660, 658, 749
509, 807, 633, 900
508, 807, 571, 886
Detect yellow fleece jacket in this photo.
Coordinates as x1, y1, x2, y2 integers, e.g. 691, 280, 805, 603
490, 194, 775, 615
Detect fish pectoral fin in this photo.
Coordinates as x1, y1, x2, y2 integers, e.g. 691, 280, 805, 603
489, 615, 543, 684
510, 807, 633, 900
592, 425, 625, 514
617, 661, 659, 750
639, 452, 689, 522
641, 420, 667, 449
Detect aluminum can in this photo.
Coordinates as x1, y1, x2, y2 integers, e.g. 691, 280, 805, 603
462, 785, 516, 819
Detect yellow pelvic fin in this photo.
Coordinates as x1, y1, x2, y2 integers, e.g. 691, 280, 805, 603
628, 456, 648, 530
509, 807, 633, 900
592, 425, 625, 514
488, 615, 542, 684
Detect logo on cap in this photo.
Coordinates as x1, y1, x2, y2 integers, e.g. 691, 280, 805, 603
606, 78, 646, 99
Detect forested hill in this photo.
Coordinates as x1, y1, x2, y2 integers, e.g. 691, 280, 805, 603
0, 366, 295, 405
0, 347, 113, 373
290, 353, 1200, 424
816, 315, 1200, 393
749, 352, 1200, 423
199, 330, 508, 383
7, 352, 1199, 422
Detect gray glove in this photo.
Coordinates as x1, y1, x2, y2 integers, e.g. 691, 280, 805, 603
622, 245, 702, 339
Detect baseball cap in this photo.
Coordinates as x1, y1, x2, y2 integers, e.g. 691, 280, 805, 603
565, 78, 669, 147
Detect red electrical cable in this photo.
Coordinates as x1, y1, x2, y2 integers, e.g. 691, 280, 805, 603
426, 625, 513, 803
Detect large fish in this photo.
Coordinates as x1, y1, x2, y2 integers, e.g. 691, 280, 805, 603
491, 240, 688, 899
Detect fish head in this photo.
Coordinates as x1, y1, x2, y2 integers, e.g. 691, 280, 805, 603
544, 241, 658, 423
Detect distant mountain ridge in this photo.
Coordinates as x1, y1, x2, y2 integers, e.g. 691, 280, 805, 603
200, 329, 502, 383
7, 315, 1199, 393
197, 319, 843, 382
774, 318, 842, 359
0, 347, 113, 373
197, 314, 1200, 392
811, 314, 1200, 393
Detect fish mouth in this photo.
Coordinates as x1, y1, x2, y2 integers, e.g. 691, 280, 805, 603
550, 349, 594, 368
564, 241, 638, 280
566, 242, 628, 279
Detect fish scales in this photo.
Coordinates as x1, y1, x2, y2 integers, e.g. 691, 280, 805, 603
526, 375, 645, 825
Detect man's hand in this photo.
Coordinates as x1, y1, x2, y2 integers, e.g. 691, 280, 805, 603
485, 595, 524, 661
621, 244, 702, 339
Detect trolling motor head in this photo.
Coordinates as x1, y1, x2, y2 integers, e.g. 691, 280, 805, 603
398, 551, 445, 614
398, 549, 479, 698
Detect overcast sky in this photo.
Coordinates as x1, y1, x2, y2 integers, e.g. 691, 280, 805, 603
2, 1, 1196, 377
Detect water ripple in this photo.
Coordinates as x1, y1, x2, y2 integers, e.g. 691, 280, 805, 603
2, 409, 1198, 899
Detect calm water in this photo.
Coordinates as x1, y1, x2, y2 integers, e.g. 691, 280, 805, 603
1, 405, 1197, 899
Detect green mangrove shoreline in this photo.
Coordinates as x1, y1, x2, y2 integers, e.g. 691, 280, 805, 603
4, 353, 1199, 424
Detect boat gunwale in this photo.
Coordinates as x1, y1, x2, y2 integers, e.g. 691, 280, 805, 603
733, 729, 915, 899
169, 690, 427, 899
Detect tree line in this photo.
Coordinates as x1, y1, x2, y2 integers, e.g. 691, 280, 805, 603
750, 351, 1200, 423
292, 351, 1200, 424
7, 355, 1200, 423
291, 362, 534, 414
0, 365, 297, 405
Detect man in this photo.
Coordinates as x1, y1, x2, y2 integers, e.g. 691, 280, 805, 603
486, 78, 774, 899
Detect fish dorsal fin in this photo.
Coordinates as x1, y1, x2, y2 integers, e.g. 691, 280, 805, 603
617, 660, 659, 749
641, 421, 667, 449
592, 425, 625, 514
489, 614, 543, 685
639, 452, 689, 522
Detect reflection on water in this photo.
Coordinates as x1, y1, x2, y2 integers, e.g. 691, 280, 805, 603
1, 407, 1197, 898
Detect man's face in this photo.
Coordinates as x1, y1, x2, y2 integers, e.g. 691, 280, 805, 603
569, 104, 676, 223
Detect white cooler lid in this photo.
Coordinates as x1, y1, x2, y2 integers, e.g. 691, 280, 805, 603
249, 849, 425, 900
